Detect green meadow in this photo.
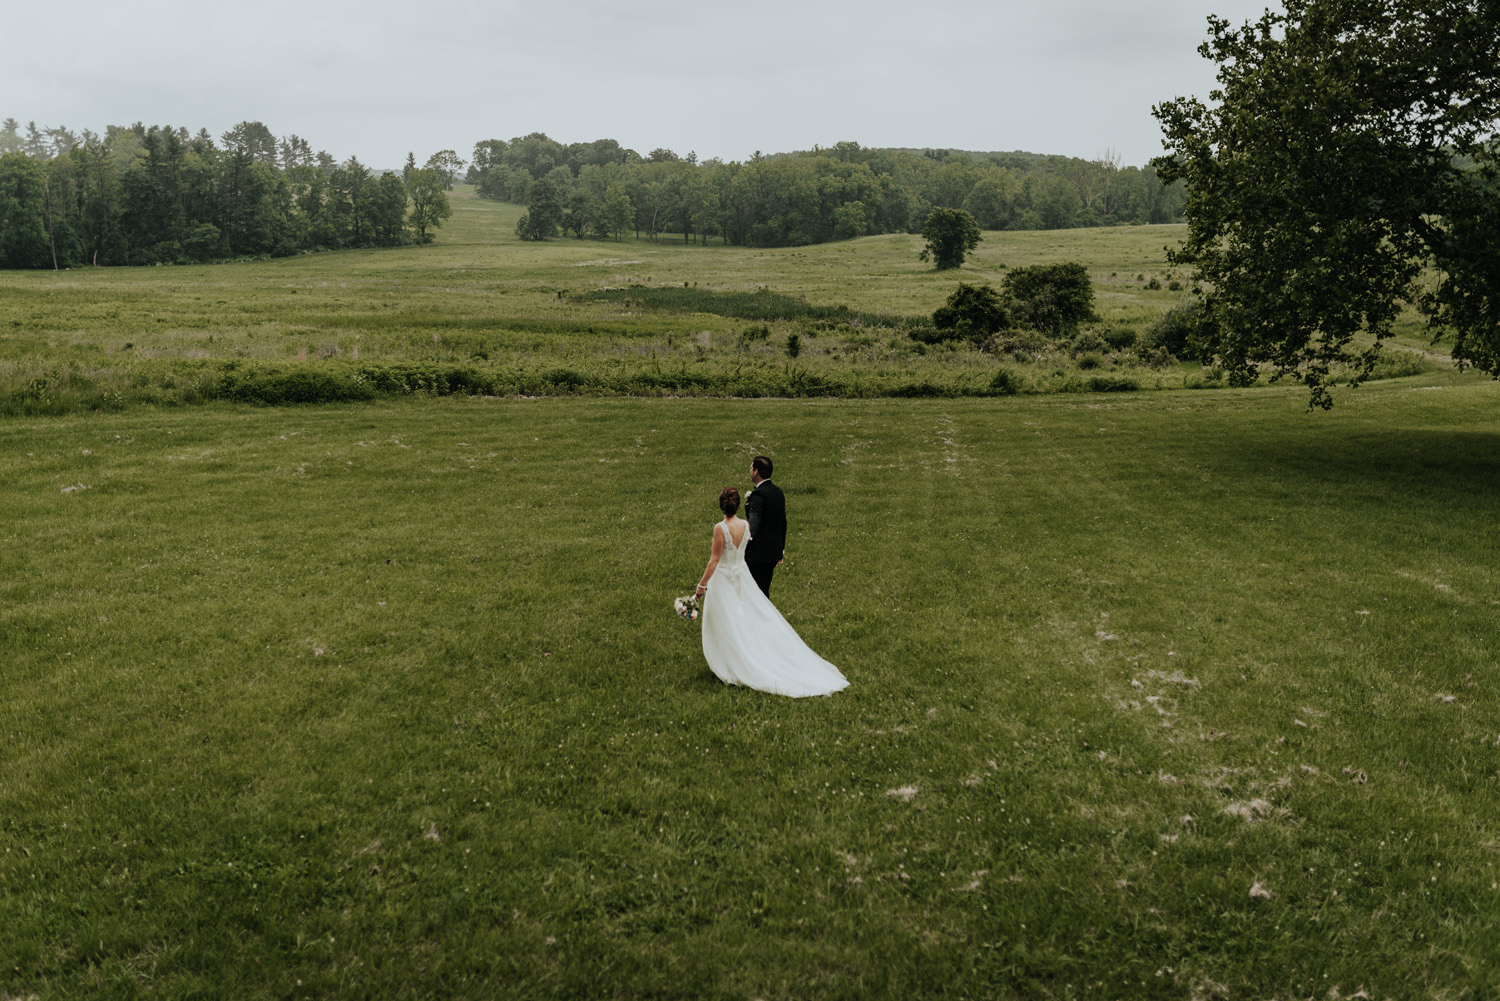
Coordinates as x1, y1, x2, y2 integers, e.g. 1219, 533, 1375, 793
2, 196, 1498, 999
4, 380, 1499, 999
0, 187, 1440, 416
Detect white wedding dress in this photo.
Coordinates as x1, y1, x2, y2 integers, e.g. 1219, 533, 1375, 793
701, 520, 848, 698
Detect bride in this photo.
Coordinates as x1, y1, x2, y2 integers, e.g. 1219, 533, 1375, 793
693, 486, 848, 698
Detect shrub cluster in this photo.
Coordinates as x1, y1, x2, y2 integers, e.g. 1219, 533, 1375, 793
1002, 262, 1100, 335
926, 261, 1100, 346
1144, 296, 1218, 361
931, 283, 1009, 343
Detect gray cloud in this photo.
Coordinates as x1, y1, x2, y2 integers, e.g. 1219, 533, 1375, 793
5, 0, 1279, 168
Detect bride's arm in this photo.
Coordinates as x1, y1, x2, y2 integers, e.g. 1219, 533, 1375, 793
695, 525, 724, 598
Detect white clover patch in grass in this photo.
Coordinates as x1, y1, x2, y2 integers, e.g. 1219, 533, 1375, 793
886, 785, 919, 802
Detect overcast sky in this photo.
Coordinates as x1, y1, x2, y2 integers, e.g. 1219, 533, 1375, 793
6, 0, 1279, 170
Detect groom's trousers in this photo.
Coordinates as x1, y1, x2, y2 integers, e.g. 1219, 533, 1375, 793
747, 562, 775, 598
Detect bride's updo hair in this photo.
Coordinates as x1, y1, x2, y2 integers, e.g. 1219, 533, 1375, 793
719, 486, 741, 516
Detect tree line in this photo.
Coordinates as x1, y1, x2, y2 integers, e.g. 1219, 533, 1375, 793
467, 134, 1186, 245
0, 119, 452, 269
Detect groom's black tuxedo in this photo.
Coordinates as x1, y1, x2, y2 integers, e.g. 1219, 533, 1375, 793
744, 478, 785, 597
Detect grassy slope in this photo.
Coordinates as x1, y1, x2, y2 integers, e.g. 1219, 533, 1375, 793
2, 377, 1498, 998
1, 187, 1194, 342
0, 188, 1451, 414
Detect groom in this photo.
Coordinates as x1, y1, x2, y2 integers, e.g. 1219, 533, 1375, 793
744, 455, 785, 598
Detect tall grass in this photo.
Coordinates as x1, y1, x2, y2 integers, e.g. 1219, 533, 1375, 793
576, 284, 858, 321
0, 187, 1446, 416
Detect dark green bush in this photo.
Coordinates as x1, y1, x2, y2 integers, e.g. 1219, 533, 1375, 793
905, 321, 948, 345
1102, 326, 1138, 350
1002, 262, 1099, 335
542, 368, 591, 392
1144, 297, 1218, 362
890, 380, 952, 398
989, 368, 1021, 395
930, 282, 1010, 343
220, 367, 375, 405
1069, 330, 1107, 357
1087, 374, 1140, 392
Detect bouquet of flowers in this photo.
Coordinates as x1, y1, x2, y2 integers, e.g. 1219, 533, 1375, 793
673, 594, 702, 621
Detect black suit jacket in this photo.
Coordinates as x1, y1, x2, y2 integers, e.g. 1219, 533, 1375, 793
744, 480, 786, 565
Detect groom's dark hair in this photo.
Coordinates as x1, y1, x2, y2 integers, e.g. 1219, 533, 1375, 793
752, 455, 773, 480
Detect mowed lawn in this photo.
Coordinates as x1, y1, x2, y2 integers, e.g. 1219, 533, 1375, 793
2, 378, 1498, 998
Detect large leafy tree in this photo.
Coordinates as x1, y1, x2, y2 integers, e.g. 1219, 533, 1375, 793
1154, 0, 1500, 407
0, 152, 51, 267
918, 206, 981, 269
599, 185, 633, 240
424, 149, 464, 190
405, 167, 451, 243
367, 172, 409, 246
516, 178, 563, 240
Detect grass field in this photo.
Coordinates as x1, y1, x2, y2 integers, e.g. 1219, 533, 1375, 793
3, 373, 1499, 998
0, 187, 1450, 415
